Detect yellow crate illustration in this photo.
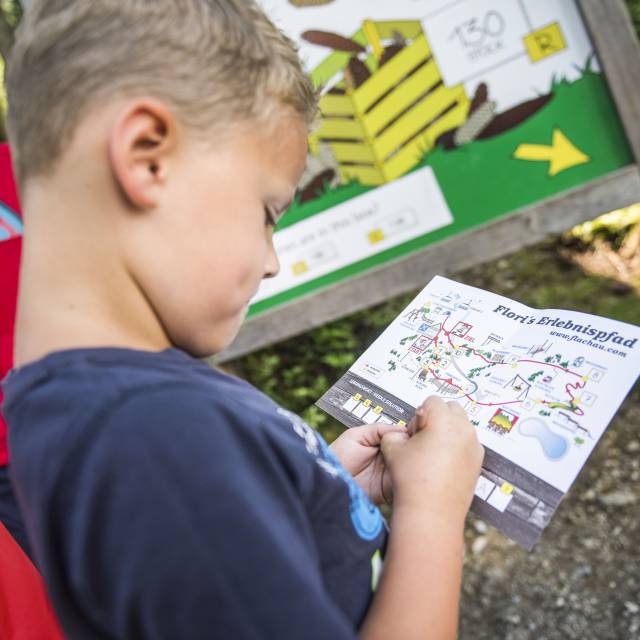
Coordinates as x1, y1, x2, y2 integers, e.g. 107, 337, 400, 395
312, 20, 471, 186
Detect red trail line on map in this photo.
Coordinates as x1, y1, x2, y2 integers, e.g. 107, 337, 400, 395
421, 315, 586, 411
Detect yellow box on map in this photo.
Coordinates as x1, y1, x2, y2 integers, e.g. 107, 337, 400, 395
500, 482, 514, 495
524, 22, 567, 62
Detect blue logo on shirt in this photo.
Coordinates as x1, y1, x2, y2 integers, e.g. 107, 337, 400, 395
277, 408, 383, 541
316, 437, 384, 541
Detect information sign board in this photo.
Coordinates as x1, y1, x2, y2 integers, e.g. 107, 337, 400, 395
219, 0, 640, 361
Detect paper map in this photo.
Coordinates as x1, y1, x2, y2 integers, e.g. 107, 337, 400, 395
317, 277, 640, 549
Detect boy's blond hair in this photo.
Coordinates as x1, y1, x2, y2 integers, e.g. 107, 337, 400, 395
6, 0, 317, 186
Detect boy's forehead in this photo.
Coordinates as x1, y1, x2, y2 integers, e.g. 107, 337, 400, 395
192, 109, 308, 198
265, 110, 309, 149
259, 112, 309, 182
216, 108, 307, 154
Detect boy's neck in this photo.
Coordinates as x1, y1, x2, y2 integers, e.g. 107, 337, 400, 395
14, 184, 172, 368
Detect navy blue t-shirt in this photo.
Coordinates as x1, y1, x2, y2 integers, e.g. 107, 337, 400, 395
2, 348, 387, 639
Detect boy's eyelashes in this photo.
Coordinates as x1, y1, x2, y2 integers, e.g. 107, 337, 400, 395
264, 198, 293, 227
264, 205, 278, 227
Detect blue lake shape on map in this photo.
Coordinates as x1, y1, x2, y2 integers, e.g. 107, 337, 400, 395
518, 419, 568, 460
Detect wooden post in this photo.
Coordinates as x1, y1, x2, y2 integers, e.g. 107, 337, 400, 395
577, 0, 640, 163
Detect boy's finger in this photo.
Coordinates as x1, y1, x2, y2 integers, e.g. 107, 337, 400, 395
352, 421, 406, 446
373, 421, 408, 439
407, 415, 420, 436
380, 431, 409, 458
413, 396, 448, 433
446, 401, 468, 418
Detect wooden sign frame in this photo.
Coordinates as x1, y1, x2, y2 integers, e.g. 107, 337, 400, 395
216, 0, 640, 363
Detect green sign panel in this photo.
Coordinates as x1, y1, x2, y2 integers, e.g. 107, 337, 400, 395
251, 0, 632, 317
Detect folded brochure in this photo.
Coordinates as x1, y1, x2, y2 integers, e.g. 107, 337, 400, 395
317, 276, 640, 550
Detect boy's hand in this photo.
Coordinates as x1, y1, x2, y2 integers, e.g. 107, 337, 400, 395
330, 422, 408, 505
381, 396, 484, 525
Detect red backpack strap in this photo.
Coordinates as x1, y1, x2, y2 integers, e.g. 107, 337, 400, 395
0, 144, 22, 467
0, 523, 65, 639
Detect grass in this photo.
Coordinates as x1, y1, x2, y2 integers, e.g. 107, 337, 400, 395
421, 70, 632, 224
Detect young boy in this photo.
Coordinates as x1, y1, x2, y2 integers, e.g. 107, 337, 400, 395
2, 1, 484, 638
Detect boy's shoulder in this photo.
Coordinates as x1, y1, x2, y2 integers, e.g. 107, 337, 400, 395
3, 347, 304, 481
7, 344, 278, 421
4, 346, 265, 417
3, 350, 384, 639
4, 347, 387, 636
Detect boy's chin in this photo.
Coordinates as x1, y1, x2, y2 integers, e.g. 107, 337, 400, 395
173, 317, 244, 359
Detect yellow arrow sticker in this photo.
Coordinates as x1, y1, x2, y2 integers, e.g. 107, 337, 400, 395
513, 129, 590, 176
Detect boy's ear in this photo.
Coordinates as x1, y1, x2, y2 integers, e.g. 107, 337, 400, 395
108, 99, 177, 210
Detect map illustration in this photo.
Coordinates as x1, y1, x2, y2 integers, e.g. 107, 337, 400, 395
317, 277, 640, 549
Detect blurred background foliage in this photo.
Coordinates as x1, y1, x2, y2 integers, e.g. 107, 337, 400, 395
629, 0, 640, 32
0, 0, 21, 139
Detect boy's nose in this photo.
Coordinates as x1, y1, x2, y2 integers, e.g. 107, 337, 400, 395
263, 242, 280, 279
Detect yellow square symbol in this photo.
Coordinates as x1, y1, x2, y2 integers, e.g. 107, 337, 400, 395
292, 261, 309, 276
582, 376, 588, 382
353, 393, 362, 401
397, 420, 406, 427
374, 405, 383, 414
368, 229, 385, 245
524, 22, 567, 62
500, 482, 514, 495
363, 399, 372, 407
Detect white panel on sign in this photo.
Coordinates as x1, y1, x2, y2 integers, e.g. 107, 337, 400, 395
252, 166, 453, 303
422, 0, 530, 86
